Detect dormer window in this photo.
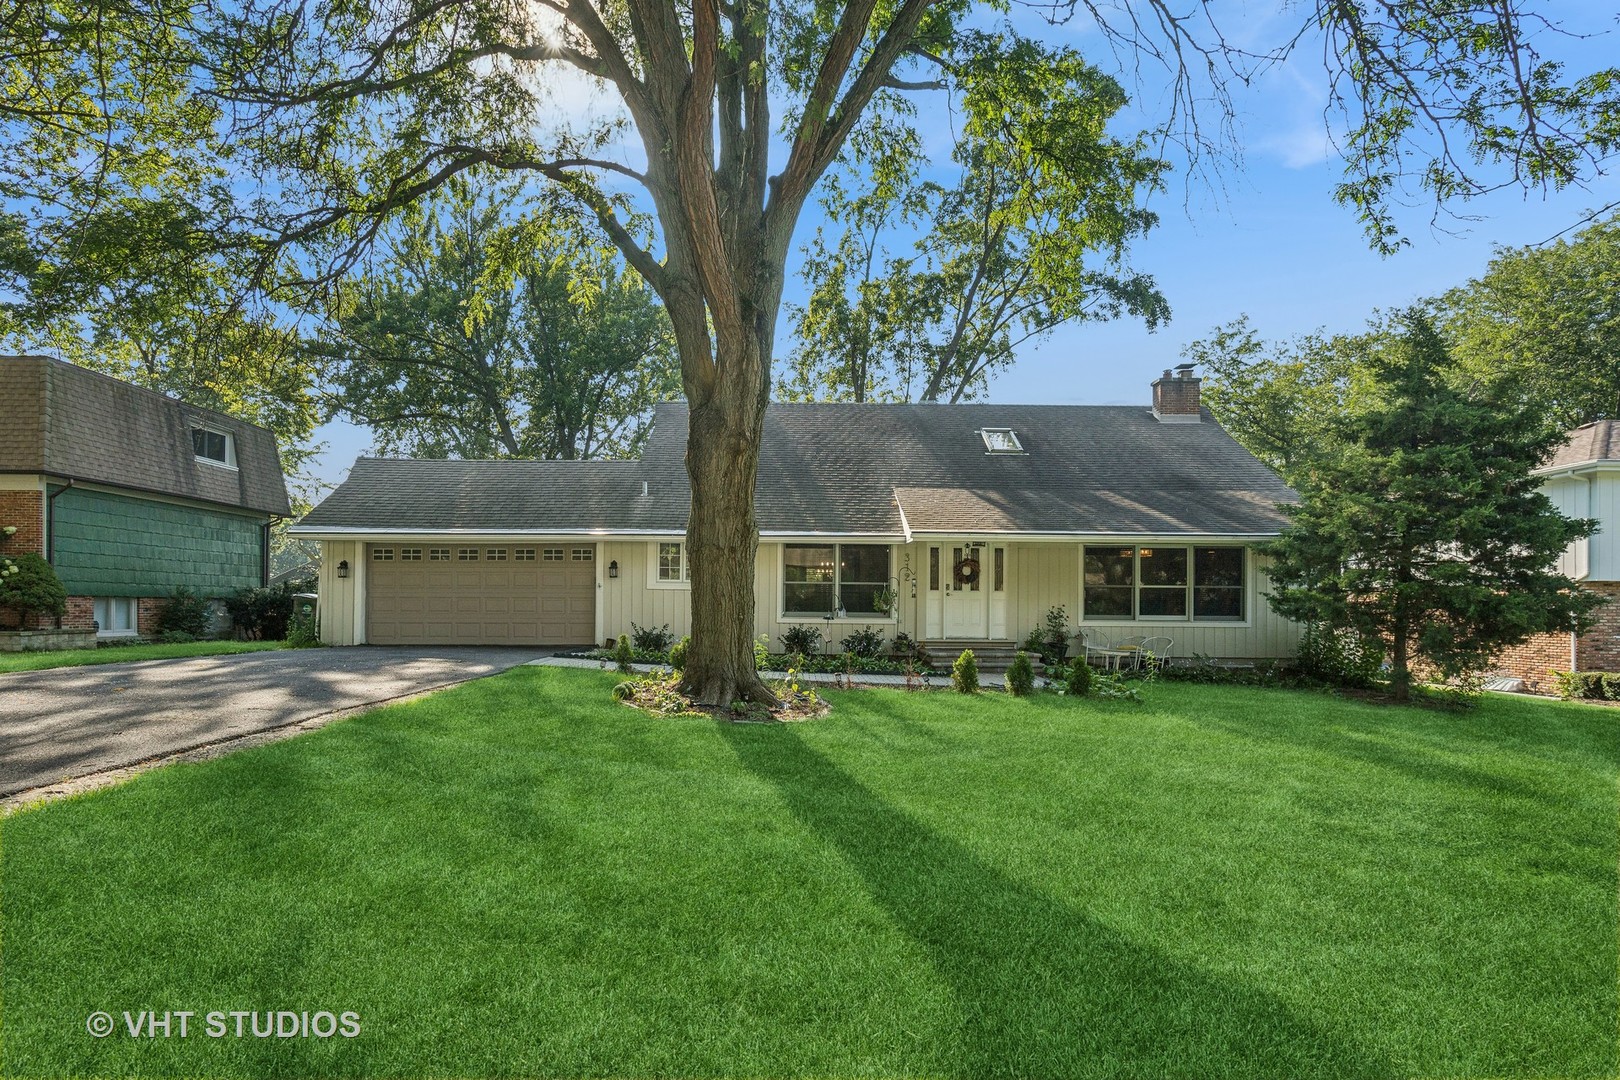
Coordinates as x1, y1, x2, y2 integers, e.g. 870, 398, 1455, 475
980, 428, 1023, 454
191, 427, 236, 468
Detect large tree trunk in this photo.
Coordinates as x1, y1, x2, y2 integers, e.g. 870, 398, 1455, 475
679, 394, 778, 706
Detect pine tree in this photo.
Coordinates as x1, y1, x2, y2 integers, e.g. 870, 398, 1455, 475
1266, 310, 1603, 702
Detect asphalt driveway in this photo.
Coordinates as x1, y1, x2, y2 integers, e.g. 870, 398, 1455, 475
0, 646, 544, 801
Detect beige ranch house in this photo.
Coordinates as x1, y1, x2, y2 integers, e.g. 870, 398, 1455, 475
293, 369, 1304, 661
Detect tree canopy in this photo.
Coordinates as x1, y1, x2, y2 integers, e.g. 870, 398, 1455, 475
314, 181, 679, 460
1192, 212, 1620, 484
782, 34, 1168, 403
1440, 215, 1620, 427
1265, 312, 1601, 702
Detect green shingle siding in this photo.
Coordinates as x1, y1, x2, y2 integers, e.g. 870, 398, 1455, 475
51, 488, 263, 597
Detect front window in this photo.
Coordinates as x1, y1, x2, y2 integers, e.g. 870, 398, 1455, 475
784, 543, 891, 616
1083, 545, 1246, 622
93, 596, 137, 636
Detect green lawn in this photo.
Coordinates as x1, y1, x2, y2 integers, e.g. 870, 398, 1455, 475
0, 639, 288, 674
3, 668, 1615, 1079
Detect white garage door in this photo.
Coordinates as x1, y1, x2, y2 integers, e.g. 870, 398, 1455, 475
366, 544, 596, 646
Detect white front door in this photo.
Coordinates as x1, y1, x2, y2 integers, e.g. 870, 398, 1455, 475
942, 543, 989, 638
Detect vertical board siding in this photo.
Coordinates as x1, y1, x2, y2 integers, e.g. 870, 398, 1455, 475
601, 540, 692, 644
317, 539, 361, 645
51, 487, 263, 597
1587, 474, 1620, 581
1540, 476, 1591, 580
1009, 543, 1081, 641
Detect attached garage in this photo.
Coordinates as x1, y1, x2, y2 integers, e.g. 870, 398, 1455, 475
366, 543, 596, 646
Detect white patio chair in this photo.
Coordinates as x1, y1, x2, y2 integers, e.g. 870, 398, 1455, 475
1077, 628, 1130, 670
1135, 636, 1173, 671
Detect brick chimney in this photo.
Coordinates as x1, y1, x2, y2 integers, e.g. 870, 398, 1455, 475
1152, 363, 1202, 422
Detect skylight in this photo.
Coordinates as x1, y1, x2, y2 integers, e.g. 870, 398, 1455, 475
980, 428, 1023, 454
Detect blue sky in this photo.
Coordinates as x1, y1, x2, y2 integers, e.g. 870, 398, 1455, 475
305, 5, 1620, 489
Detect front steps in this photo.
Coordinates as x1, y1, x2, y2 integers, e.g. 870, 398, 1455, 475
920, 640, 1046, 674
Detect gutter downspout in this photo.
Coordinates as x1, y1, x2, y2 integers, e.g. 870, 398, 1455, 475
262, 514, 285, 588
44, 479, 73, 564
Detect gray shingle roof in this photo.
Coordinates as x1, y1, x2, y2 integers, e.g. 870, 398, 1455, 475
297, 459, 655, 531
1544, 420, 1620, 471
298, 401, 1295, 537
0, 355, 290, 516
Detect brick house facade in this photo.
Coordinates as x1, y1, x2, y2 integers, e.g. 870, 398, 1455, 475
1484, 422, 1620, 691
1491, 581, 1620, 692
1, 355, 290, 642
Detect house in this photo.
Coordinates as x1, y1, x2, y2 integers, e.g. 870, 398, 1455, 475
0, 354, 291, 637
1491, 420, 1620, 689
294, 367, 1305, 660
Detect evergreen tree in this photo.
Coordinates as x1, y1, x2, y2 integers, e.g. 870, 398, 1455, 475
1266, 311, 1603, 702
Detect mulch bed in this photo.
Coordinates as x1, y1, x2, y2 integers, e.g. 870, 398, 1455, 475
614, 673, 832, 723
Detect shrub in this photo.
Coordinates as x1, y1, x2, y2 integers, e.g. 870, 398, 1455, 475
1157, 654, 1294, 688
631, 622, 675, 652
781, 624, 822, 656
1602, 673, 1620, 701
754, 635, 770, 671
223, 584, 294, 640
952, 649, 979, 693
285, 615, 323, 648
612, 680, 637, 701
613, 634, 635, 674
0, 552, 67, 625
668, 635, 690, 671
1065, 658, 1093, 697
157, 630, 197, 644
1296, 622, 1383, 688
890, 632, 932, 670
1041, 605, 1070, 663
1553, 671, 1609, 701
765, 652, 911, 676
1006, 651, 1036, 696
839, 626, 885, 658
1019, 627, 1046, 660
158, 585, 213, 639
1019, 606, 1071, 665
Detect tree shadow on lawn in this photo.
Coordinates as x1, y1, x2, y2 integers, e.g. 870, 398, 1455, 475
1177, 696, 1616, 810
719, 721, 1389, 1080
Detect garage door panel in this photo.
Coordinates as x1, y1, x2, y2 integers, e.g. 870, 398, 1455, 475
367, 543, 595, 645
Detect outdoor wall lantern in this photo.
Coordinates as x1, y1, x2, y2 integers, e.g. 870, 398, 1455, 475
608, 560, 619, 578
336, 560, 350, 579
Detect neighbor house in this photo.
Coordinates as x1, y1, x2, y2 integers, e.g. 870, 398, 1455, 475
1491, 420, 1620, 690
293, 368, 1306, 661
0, 354, 291, 637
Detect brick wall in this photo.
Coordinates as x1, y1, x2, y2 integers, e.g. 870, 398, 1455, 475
1490, 631, 1573, 693
1574, 581, 1620, 671
1491, 581, 1620, 690
0, 489, 48, 629
137, 597, 164, 637
0, 490, 44, 557
62, 595, 94, 631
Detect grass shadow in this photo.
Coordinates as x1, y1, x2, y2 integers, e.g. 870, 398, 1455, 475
719, 721, 1391, 1079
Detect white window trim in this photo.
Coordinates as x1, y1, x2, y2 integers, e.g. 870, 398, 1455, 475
93, 596, 139, 637
191, 426, 238, 470
648, 541, 690, 588
1079, 544, 1253, 627
980, 427, 1025, 454
779, 542, 897, 620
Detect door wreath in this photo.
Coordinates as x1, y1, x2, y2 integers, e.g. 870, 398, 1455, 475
953, 555, 981, 588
